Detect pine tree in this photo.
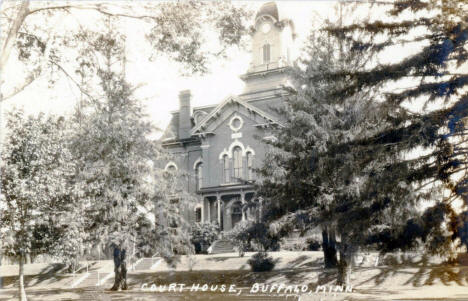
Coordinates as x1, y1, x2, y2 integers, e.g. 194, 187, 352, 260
256, 2, 455, 285
69, 25, 193, 290
257, 16, 384, 275
324, 0, 468, 254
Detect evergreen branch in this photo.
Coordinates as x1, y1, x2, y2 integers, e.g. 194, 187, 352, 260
48, 59, 97, 103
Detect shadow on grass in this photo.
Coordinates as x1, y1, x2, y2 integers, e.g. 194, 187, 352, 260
284, 255, 323, 270
0, 261, 103, 289
356, 253, 468, 288
206, 256, 240, 262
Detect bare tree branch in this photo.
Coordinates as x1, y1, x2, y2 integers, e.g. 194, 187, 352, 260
2, 70, 41, 101
48, 59, 96, 103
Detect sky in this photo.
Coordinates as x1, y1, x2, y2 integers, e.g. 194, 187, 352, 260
1, 1, 365, 136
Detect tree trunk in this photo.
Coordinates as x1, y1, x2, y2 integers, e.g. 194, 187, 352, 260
337, 248, 354, 287
322, 227, 338, 268
19, 253, 27, 301
110, 246, 127, 291
1, 1, 30, 71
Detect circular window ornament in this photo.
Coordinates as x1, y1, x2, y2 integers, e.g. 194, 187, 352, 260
229, 115, 244, 132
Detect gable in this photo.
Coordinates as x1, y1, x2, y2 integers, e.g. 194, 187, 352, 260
204, 106, 265, 135
191, 96, 282, 135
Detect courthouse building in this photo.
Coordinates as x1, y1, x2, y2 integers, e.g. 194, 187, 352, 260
161, 2, 295, 231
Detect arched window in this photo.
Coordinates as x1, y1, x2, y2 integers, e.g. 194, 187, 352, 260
169, 199, 179, 227
195, 162, 203, 190
195, 207, 202, 223
165, 162, 177, 172
246, 152, 254, 180
164, 162, 177, 179
233, 146, 243, 181
223, 155, 230, 183
263, 44, 271, 64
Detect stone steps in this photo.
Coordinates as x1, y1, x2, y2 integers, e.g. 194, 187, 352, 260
77, 271, 112, 287
133, 257, 160, 270
210, 240, 235, 254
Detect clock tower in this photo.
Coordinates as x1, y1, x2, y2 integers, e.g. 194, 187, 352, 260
241, 2, 295, 94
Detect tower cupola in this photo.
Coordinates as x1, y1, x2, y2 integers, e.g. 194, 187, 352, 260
248, 2, 295, 73
240, 2, 295, 94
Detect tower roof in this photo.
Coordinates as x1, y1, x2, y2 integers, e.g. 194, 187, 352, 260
255, 2, 279, 22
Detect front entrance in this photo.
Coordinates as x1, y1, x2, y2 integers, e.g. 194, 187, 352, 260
231, 201, 242, 228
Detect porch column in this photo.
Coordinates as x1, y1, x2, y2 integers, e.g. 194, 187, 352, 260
217, 199, 221, 225
207, 199, 211, 222
241, 193, 246, 221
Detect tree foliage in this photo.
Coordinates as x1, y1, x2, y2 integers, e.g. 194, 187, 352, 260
258, 0, 467, 285
0, 110, 75, 299
1, 110, 75, 257
1, 0, 251, 102
325, 0, 468, 251
67, 23, 198, 289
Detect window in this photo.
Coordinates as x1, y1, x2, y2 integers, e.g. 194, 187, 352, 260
195, 207, 202, 223
233, 146, 243, 181
229, 115, 243, 131
247, 152, 253, 180
263, 44, 270, 64
223, 155, 230, 183
231, 201, 242, 228
164, 163, 177, 179
169, 199, 179, 227
165, 162, 177, 172
195, 162, 203, 190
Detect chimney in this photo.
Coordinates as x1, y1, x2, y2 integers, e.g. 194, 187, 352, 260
178, 90, 192, 140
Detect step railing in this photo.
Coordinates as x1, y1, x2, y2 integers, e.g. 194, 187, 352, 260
151, 252, 160, 266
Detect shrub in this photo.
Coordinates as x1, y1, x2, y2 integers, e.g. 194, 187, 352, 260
190, 222, 219, 254
225, 220, 253, 256
306, 238, 321, 251
248, 251, 275, 272
226, 221, 280, 256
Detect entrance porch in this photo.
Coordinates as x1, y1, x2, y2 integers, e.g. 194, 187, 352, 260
201, 191, 257, 231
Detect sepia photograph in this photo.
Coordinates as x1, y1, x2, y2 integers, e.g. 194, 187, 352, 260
0, 0, 467, 300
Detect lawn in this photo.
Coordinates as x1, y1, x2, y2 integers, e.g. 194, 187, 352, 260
1, 251, 467, 300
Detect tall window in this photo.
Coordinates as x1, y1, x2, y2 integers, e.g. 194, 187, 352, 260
233, 146, 243, 181
195, 207, 202, 223
164, 163, 177, 179
169, 199, 179, 227
247, 152, 253, 180
223, 155, 230, 183
195, 162, 203, 190
263, 44, 271, 64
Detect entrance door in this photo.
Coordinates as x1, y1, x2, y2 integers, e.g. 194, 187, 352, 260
231, 201, 242, 228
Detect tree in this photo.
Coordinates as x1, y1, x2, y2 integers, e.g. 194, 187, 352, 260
324, 0, 468, 255
256, 2, 382, 271
256, 1, 461, 285
259, 0, 467, 286
0, 110, 75, 301
1, 0, 251, 102
69, 24, 197, 290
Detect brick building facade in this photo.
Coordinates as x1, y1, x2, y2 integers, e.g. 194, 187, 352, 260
161, 2, 295, 231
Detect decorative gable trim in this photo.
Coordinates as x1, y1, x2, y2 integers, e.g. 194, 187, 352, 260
191, 95, 282, 135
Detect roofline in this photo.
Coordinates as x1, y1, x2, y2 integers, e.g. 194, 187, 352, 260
169, 103, 217, 114
190, 95, 283, 135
